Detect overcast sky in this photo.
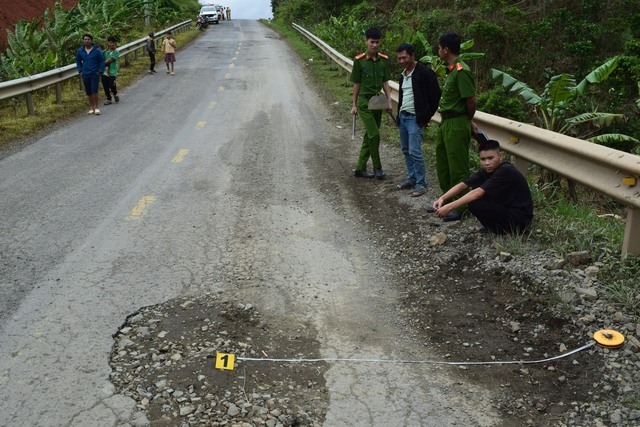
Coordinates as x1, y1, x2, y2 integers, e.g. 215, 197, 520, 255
199, 1, 273, 20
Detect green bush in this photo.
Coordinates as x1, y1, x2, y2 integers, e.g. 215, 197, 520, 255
477, 86, 528, 123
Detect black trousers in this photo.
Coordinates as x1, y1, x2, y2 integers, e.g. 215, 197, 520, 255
149, 52, 156, 71
469, 198, 530, 234
101, 75, 117, 100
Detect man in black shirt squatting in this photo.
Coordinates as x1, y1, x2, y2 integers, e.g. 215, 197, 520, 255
432, 139, 533, 234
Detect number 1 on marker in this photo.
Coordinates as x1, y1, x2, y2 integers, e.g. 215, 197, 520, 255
215, 353, 236, 370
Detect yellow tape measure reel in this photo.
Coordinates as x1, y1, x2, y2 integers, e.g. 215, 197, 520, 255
593, 329, 625, 349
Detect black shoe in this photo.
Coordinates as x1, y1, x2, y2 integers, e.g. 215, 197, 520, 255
374, 168, 386, 180
396, 180, 415, 190
354, 170, 375, 178
442, 210, 462, 222
114, 95, 119, 103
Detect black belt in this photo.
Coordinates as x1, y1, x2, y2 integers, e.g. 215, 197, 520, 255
440, 111, 466, 120
399, 110, 415, 116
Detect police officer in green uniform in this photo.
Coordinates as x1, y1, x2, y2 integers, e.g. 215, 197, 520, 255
433, 32, 477, 221
351, 27, 393, 180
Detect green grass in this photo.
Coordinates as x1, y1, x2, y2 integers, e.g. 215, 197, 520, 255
0, 28, 202, 149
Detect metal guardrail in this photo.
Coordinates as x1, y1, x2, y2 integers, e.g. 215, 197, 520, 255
0, 20, 192, 114
292, 22, 640, 257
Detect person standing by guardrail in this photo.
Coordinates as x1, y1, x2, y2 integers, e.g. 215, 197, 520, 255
226, 6, 231, 20
350, 27, 393, 180
146, 32, 157, 74
76, 33, 105, 115
101, 36, 120, 105
433, 32, 477, 222
395, 42, 441, 197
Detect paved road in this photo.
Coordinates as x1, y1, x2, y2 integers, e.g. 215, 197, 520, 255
0, 20, 499, 426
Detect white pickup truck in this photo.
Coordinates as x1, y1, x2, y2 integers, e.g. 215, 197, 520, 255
198, 5, 220, 25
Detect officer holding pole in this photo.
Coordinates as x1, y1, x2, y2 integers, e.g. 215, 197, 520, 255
350, 28, 393, 180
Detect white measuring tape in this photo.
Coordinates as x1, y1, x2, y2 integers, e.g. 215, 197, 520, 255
237, 341, 595, 366
213, 330, 624, 371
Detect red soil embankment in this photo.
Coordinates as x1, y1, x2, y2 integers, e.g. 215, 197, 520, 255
0, 0, 78, 51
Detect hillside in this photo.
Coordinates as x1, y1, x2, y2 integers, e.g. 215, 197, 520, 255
0, 0, 78, 50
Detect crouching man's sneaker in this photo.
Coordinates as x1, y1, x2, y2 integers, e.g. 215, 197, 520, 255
442, 210, 462, 222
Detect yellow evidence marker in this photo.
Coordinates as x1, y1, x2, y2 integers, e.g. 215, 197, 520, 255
215, 353, 236, 370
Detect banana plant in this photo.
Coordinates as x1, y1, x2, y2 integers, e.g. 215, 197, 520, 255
492, 57, 637, 145
41, 3, 84, 66
0, 18, 57, 78
416, 31, 485, 78
492, 56, 639, 199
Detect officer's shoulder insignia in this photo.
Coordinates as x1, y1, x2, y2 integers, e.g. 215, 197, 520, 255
355, 53, 366, 60
378, 53, 389, 59
456, 63, 463, 71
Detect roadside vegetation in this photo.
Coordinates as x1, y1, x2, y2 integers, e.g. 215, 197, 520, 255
266, 10, 640, 317
273, 0, 640, 150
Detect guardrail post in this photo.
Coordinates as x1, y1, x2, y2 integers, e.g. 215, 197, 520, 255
25, 93, 35, 116
55, 82, 62, 104
513, 157, 530, 177
622, 207, 640, 257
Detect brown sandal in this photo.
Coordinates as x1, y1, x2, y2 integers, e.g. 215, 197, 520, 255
410, 188, 426, 197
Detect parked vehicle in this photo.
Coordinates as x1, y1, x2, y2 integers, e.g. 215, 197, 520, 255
196, 15, 208, 30
198, 6, 219, 25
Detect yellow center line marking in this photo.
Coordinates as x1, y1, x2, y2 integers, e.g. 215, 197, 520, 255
196, 121, 206, 130
127, 196, 157, 220
229, 63, 235, 69
218, 86, 225, 92
225, 73, 231, 79
171, 149, 189, 163
209, 101, 217, 110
